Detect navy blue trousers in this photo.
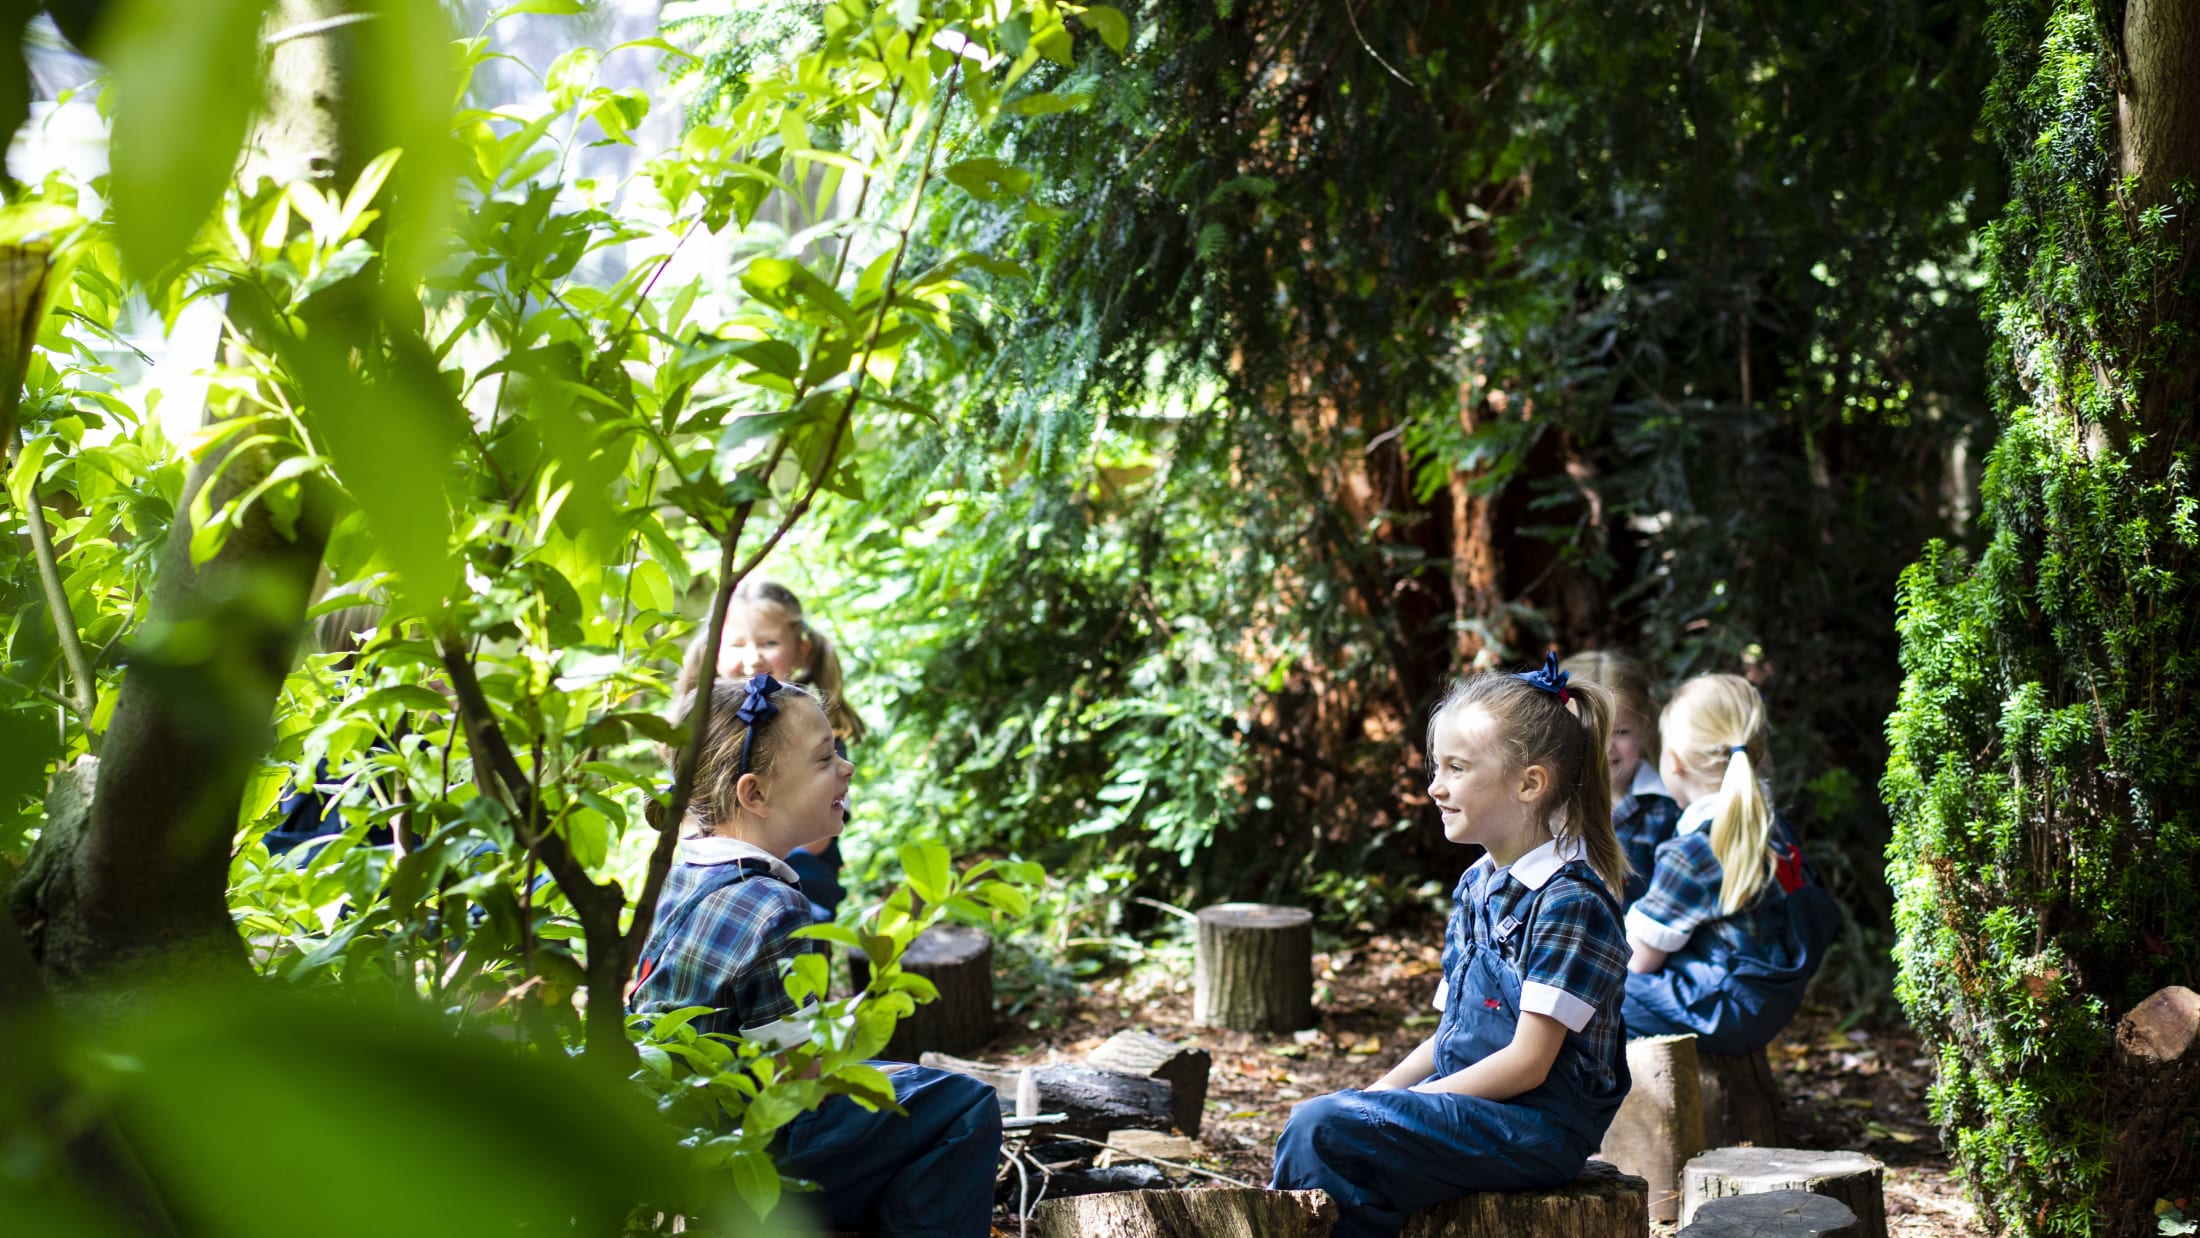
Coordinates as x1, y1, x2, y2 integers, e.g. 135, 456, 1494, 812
1271, 1088, 1590, 1238
775, 1065, 1000, 1237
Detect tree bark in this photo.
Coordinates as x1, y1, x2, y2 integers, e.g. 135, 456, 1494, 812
1031, 1188, 1336, 1238
1193, 903, 1313, 1032
862, 925, 993, 1060
917, 1052, 1176, 1140
1400, 1159, 1648, 1237
1697, 1047, 1783, 1148
1600, 1032, 1704, 1222
1087, 1030, 1211, 1138
7, 0, 361, 994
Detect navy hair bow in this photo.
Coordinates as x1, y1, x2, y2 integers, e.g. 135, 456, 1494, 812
735, 673, 783, 776
1514, 652, 1571, 704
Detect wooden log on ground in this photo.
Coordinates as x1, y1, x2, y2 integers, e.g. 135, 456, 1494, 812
1697, 1047, 1783, 1147
918, 1052, 1174, 1140
1194, 903, 1314, 1032
1599, 1032, 1705, 1222
1033, 1163, 1170, 1198
1087, 1029, 1212, 1137
2106, 985, 2200, 1228
1030, 1188, 1336, 1238
1682, 1147, 1885, 1238
1402, 1159, 1648, 1237
1678, 1190, 1860, 1237
849, 924, 993, 1060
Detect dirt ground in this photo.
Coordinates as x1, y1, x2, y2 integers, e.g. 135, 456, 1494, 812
977, 922, 1981, 1236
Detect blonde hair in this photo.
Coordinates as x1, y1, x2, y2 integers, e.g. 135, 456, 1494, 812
672, 678, 829, 837
1429, 667, 1628, 897
1559, 649, 1661, 770
676, 579, 868, 743
1660, 673, 1775, 915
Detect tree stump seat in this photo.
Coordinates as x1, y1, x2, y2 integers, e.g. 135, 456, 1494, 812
849, 924, 993, 1061
1682, 1147, 1886, 1238
1401, 1159, 1649, 1237
1598, 1032, 1705, 1221
1193, 903, 1314, 1032
1697, 1047, 1784, 1147
1678, 1190, 1862, 1237
1030, 1187, 1337, 1238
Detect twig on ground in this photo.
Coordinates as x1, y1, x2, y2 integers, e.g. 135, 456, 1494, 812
1047, 1132, 1258, 1189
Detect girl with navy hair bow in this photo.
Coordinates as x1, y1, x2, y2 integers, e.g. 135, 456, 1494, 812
1271, 657, 1633, 1238
630, 674, 1001, 1237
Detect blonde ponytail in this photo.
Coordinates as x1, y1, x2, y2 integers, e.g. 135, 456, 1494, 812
1662, 673, 1776, 914
799, 621, 868, 743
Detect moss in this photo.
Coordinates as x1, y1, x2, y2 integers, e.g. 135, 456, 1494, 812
1885, 2, 2200, 1232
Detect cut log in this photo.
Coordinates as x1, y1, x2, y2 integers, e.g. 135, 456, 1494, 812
1032, 1163, 1170, 1199
1030, 1188, 1336, 1238
850, 924, 993, 1060
2116, 984, 2200, 1064
1682, 1147, 1885, 1238
1679, 1189, 1861, 1237
1194, 903, 1314, 1032
1402, 1159, 1647, 1237
919, 1052, 1174, 1140
1698, 1048, 1783, 1147
1087, 1030, 1212, 1138
1599, 1033, 1705, 1222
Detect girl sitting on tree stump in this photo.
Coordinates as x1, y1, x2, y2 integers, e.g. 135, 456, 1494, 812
1270, 656, 1633, 1238
1621, 673, 1843, 1054
629, 674, 1001, 1237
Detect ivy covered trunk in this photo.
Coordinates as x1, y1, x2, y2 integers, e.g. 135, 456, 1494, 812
1884, 2, 2200, 1234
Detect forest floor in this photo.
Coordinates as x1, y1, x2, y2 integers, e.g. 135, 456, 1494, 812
977, 918, 1980, 1236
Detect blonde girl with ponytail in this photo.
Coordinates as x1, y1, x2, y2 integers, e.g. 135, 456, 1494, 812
1620, 673, 1844, 1055
1272, 656, 1634, 1238
1559, 650, 1681, 907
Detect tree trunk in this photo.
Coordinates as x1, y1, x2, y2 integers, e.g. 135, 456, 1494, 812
1193, 903, 1313, 1032
1680, 1148, 1885, 1238
1031, 1188, 1336, 1238
7, 0, 363, 996
1400, 1159, 1648, 1237
918, 1052, 1176, 1140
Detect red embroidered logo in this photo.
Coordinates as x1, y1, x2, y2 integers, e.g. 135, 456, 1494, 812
1483, 998, 1502, 1009
1774, 844, 1807, 895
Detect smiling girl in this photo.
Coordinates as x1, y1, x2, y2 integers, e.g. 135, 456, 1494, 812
1269, 656, 1632, 1238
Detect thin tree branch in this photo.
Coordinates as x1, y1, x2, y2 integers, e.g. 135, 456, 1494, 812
12, 429, 96, 722
623, 67, 967, 978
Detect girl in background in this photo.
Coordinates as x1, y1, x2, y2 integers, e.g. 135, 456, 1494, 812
1270, 657, 1632, 1238
1560, 651, 1680, 906
678, 579, 865, 920
1622, 673, 1843, 1054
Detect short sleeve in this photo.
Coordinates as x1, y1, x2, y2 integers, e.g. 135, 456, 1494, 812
1517, 881, 1627, 1032
690, 884, 821, 1046
1627, 834, 1723, 953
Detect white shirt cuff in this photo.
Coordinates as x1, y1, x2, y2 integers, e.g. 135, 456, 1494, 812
1626, 905, 1693, 953
739, 1014, 812, 1050
1519, 982, 1597, 1033
1433, 977, 1448, 1011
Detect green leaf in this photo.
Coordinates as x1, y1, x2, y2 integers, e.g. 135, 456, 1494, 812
897, 842, 952, 906
1080, 4, 1130, 53
104, 0, 271, 276
352, 685, 450, 715
727, 1148, 783, 1217
492, 0, 584, 18
941, 158, 1034, 201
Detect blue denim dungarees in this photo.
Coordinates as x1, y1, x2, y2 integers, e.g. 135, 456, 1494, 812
1622, 844, 1844, 1055
1271, 860, 1629, 1238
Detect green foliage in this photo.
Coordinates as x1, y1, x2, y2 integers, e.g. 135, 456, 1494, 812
1885, 2, 2200, 1232
754, 0, 1997, 967
1, 0, 1078, 1218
